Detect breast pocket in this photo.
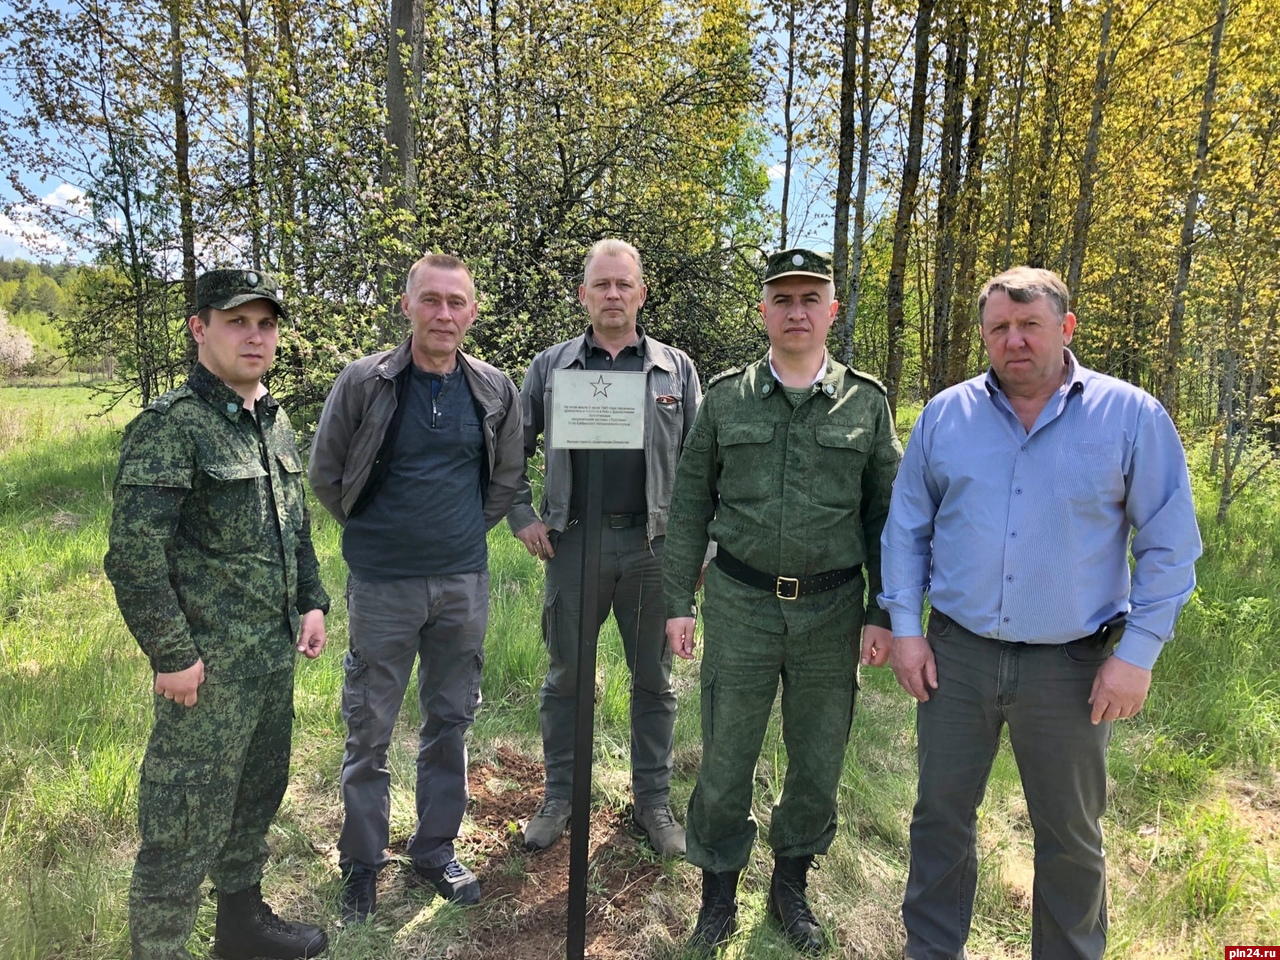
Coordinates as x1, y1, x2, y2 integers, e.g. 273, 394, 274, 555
274, 449, 306, 533
195, 458, 270, 553
1053, 442, 1125, 505
812, 424, 872, 506
716, 422, 776, 501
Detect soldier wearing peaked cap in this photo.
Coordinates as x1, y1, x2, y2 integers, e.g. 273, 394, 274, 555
106, 268, 331, 960
663, 248, 902, 955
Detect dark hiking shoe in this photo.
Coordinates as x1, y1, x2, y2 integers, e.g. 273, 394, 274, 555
523, 795, 571, 851
767, 854, 825, 954
632, 803, 687, 857
412, 858, 481, 905
686, 870, 740, 954
214, 883, 328, 959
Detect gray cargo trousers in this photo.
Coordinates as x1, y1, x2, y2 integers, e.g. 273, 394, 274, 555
538, 522, 676, 807
337, 570, 488, 872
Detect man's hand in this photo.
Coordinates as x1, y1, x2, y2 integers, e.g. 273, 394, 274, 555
297, 608, 328, 659
860, 625, 892, 667
1088, 657, 1152, 724
667, 617, 698, 660
889, 635, 938, 702
514, 520, 555, 560
155, 658, 206, 708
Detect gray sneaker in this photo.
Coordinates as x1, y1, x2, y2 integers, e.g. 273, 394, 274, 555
633, 803, 687, 857
523, 796, 571, 851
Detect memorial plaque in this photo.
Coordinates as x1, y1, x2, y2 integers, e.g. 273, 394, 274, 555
549, 369, 645, 449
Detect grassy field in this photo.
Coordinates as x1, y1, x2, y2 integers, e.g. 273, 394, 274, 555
1, 381, 1277, 959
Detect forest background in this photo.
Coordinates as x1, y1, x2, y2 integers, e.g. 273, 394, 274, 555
1, 0, 1278, 957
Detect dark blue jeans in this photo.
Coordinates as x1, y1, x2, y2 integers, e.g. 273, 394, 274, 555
904, 611, 1112, 960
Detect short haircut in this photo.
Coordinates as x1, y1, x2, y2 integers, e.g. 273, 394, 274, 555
978, 267, 1071, 322
405, 253, 475, 298
583, 239, 643, 282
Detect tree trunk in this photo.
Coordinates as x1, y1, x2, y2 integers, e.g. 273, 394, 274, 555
385, 0, 423, 213
1066, 0, 1113, 301
843, 0, 874, 365
929, 8, 967, 396
832, 0, 858, 360
947, 16, 991, 386
1026, 0, 1062, 268
779, 0, 797, 248
167, 0, 196, 320
237, 0, 262, 271
885, 0, 937, 416
1163, 0, 1228, 420
998, 6, 1033, 272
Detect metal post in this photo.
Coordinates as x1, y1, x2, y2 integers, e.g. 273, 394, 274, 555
566, 450, 604, 960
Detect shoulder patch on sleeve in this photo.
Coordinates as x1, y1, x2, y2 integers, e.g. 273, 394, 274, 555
707, 366, 744, 389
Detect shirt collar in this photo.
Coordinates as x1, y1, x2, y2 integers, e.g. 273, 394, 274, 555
768, 349, 828, 386
584, 324, 645, 355
189, 361, 275, 421
983, 348, 1085, 400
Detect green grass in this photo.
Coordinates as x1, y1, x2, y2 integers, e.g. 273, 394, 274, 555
1, 382, 1278, 958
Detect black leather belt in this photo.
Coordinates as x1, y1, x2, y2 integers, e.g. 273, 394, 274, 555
605, 513, 646, 529
715, 547, 859, 601
931, 609, 1126, 648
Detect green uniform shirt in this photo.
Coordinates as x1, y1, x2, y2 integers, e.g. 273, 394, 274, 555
663, 355, 901, 634
105, 362, 330, 681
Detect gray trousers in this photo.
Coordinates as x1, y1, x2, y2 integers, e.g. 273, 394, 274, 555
904, 611, 1112, 960
338, 571, 488, 872
539, 523, 675, 807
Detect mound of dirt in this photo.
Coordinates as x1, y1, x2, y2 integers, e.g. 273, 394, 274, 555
446, 746, 687, 960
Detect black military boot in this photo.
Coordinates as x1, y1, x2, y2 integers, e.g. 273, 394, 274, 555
686, 869, 740, 954
767, 855, 825, 954
213, 884, 328, 960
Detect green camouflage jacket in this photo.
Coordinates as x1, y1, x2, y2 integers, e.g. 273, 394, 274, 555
105, 363, 329, 681
662, 355, 902, 634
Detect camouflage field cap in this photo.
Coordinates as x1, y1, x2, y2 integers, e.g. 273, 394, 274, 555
764, 248, 833, 284
195, 269, 287, 318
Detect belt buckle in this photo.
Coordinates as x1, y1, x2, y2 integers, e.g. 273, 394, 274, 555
775, 576, 800, 601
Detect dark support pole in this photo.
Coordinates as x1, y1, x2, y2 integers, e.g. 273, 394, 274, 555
566, 450, 604, 960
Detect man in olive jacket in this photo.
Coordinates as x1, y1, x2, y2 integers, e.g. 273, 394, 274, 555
309, 254, 523, 923
663, 249, 901, 955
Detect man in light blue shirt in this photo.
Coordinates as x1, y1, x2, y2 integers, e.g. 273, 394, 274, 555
879, 267, 1201, 960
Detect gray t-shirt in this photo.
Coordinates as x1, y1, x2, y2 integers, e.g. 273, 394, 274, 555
343, 364, 487, 579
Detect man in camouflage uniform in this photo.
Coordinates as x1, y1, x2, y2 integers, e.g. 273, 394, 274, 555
663, 249, 902, 955
106, 270, 330, 960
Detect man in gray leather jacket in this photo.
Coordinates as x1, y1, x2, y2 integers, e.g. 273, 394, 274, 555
507, 239, 701, 857
309, 254, 523, 923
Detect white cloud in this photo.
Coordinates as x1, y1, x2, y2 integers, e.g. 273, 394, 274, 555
767, 163, 786, 181
0, 183, 90, 259
45, 183, 89, 217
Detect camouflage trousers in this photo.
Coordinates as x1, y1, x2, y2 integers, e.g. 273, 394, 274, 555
685, 596, 861, 874
130, 667, 294, 960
